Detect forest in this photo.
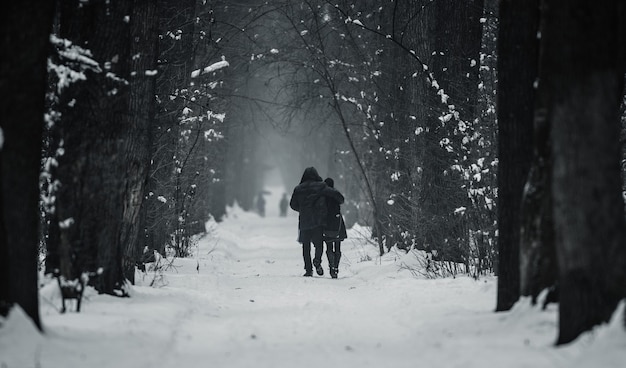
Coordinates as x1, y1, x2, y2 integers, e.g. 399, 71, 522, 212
0, 0, 625, 352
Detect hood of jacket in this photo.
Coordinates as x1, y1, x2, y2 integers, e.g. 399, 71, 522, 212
300, 167, 322, 184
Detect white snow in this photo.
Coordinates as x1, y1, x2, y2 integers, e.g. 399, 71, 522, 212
190, 57, 229, 78
454, 206, 467, 215
351, 19, 364, 27
58, 217, 74, 229
1, 186, 625, 367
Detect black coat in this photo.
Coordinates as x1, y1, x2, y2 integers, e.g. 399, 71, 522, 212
290, 180, 344, 231
323, 195, 347, 240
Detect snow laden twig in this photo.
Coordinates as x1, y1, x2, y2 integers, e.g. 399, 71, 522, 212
340, 7, 497, 231
190, 56, 229, 78
48, 35, 103, 94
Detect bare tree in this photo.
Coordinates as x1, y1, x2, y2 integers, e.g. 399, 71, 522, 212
258, 1, 491, 266
140, 0, 234, 259
142, 0, 197, 257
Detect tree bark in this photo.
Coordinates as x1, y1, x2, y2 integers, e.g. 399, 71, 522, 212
540, 0, 626, 344
518, 2, 558, 307
496, 0, 539, 311
121, 0, 159, 284
0, 0, 55, 328
56, 0, 133, 295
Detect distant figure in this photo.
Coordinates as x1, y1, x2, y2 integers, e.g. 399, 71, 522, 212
279, 193, 288, 217
290, 167, 344, 277
256, 192, 266, 217
322, 177, 347, 279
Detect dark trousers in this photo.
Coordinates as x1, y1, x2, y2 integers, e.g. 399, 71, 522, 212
325, 240, 342, 269
300, 227, 324, 271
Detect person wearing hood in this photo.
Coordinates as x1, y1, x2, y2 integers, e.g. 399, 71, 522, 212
290, 167, 344, 277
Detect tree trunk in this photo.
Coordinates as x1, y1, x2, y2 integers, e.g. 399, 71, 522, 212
121, 0, 159, 284
518, 2, 558, 307
496, 0, 539, 311
0, 0, 55, 328
56, 0, 133, 295
540, 0, 626, 344
519, 103, 557, 306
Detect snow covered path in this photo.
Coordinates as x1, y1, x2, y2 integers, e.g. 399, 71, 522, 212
1, 190, 625, 368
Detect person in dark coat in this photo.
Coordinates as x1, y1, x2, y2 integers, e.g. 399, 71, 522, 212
279, 193, 288, 217
256, 191, 266, 217
290, 167, 344, 277
322, 177, 347, 279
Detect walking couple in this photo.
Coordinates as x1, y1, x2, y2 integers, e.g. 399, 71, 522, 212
289, 167, 348, 278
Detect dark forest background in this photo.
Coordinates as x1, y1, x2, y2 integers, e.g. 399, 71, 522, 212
0, 0, 625, 346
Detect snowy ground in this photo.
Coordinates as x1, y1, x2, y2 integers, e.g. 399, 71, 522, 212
1, 187, 625, 368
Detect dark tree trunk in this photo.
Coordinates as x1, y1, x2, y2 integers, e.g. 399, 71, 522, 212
539, 0, 626, 344
121, 0, 159, 284
519, 92, 557, 306
0, 0, 56, 328
56, 0, 133, 295
495, 0, 539, 311
518, 1, 558, 306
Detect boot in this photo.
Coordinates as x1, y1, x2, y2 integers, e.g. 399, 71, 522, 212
314, 262, 324, 276
326, 250, 335, 277
333, 251, 341, 278
330, 267, 338, 279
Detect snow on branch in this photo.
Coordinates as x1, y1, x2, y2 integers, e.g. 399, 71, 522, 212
191, 56, 229, 78
49, 35, 102, 93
